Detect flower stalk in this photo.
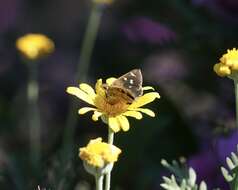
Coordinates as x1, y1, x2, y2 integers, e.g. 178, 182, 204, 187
105, 128, 115, 190
108, 128, 114, 144
76, 4, 103, 82
16, 33, 54, 170
95, 173, 104, 190
27, 61, 41, 168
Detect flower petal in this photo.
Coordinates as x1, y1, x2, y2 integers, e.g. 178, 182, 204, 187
142, 86, 155, 91
123, 111, 142, 120
78, 107, 96, 114
130, 108, 155, 117
67, 87, 95, 105
95, 79, 106, 97
129, 92, 160, 108
92, 111, 103, 121
117, 115, 130, 131
108, 117, 120, 133
79, 83, 96, 98
106, 77, 117, 85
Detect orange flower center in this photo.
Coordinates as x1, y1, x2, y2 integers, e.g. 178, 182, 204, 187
94, 95, 129, 117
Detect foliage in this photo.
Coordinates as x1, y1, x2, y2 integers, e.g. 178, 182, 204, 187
161, 159, 207, 190
221, 145, 238, 190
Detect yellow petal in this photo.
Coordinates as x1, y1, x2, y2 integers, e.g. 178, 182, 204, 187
95, 79, 102, 92
123, 111, 142, 120
129, 92, 160, 108
117, 115, 130, 131
92, 111, 103, 121
95, 79, 106, 97
142, 86, 155, 91
106, 77, 117, 85
66, 87, 95, 105
130, 108, 155, 117
78, 107, 96, 114
108, 117, 120, 133
79, 83, 96, 98
213, 63, 231, 77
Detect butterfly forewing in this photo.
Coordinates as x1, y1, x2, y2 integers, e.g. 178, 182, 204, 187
110, 69, 143, 99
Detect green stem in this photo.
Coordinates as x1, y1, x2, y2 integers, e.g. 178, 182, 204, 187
105, 128, 114, 190
95, 173, 104, 190
27, 61, 41, 169
76, 3, 103, 82
107, 128, 114, 144
234, 80, 238, 128
63, 3, 103, 153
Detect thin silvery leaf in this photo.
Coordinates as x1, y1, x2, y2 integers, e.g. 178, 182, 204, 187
221, 144, 238, 190
160, 159, 208, 190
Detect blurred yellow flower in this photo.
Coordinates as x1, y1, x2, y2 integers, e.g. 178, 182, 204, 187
214, 48, 238, 77
66, 77, 160, 133
79, 138, 121, 168
16, 33, 54, 60
93, 0, 113, 5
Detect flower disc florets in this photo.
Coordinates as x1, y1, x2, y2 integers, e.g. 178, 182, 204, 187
79, 138, 121, 167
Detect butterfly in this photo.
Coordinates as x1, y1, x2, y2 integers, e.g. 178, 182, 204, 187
103, 69, 143, 104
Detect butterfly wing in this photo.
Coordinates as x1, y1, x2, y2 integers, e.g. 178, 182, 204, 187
111, 69, 143, 98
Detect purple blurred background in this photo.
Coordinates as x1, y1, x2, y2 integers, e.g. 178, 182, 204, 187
1, 0, 238, 189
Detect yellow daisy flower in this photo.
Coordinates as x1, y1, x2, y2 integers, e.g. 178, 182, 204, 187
214, 48, 238, 77
79, 138, 121, 168
66, 77, 160, 133
16, 33, 54, 60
